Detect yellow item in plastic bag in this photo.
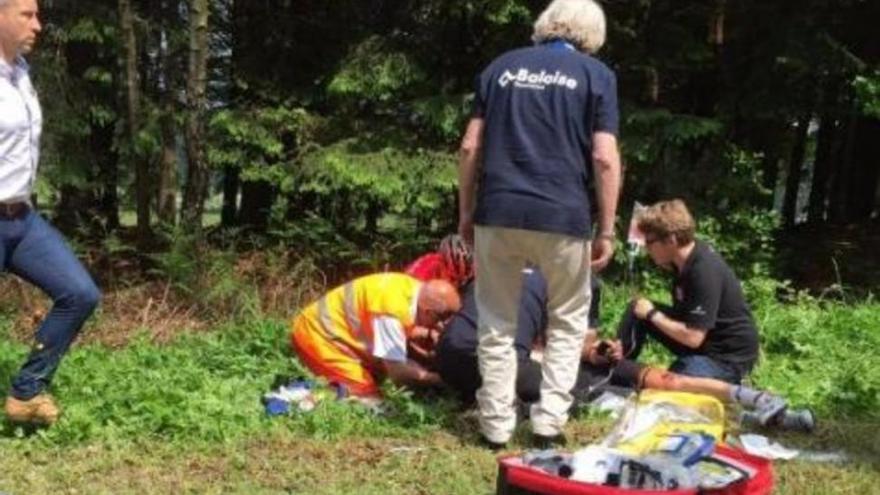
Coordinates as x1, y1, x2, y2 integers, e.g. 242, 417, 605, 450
603, 390, 725, 456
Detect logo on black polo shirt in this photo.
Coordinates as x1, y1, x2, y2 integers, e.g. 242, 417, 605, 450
690, 305, 707, 316
498, 68, 579, 90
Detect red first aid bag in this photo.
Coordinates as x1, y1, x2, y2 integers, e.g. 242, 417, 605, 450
496, 445, 773, 495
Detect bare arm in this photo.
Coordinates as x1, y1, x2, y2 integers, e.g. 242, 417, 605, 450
384, 359, 442, 389
633, 298, 707, 349
650, 312, 708, 349
580, 328, 599, 361
590, 131, 622, 271
458, 117, 485, 245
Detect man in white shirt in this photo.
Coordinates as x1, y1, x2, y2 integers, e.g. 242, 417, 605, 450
1, 0, 100, 426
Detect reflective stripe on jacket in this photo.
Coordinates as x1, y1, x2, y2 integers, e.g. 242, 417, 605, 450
291, 273, 421, 376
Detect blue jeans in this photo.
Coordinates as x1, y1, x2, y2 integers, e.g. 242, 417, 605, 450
617, 303, 743, 385
1, 210, 100, 400
668, 354, 742, 384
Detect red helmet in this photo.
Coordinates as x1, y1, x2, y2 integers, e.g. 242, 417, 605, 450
438, 234, 474, 285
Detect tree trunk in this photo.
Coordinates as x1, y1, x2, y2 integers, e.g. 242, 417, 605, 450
829, 113, 858, 223
708, 0, 726, 46
844, 117, 880, 221
156, 0, 178, 225
782, 115, 811, 227
221, 166, 239, 227
806, 112, 838, 223
95, 122, 120, 232
238, 179, 275, 233
181, 0, 211, 230
119, 0, 151, 242
158, 111, 179, 224
365, 199, 380, 236
55, 186, 101, 236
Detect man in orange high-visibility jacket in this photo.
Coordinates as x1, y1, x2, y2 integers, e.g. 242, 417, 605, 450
291, 273, 461, 397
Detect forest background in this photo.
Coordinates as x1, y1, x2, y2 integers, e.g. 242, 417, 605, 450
0, 1, 879, 493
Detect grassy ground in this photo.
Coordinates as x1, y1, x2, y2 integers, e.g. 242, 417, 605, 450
1, 415, 879, 493
0, 310, 878, 494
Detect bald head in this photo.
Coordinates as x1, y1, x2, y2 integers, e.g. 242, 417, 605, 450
419, 279, 461, 313
416, 279, 461, 328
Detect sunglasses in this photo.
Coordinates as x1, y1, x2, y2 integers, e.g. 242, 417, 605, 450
644, 235, 665, 246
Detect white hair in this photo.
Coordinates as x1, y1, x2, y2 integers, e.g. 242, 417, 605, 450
532, 0, 607, 54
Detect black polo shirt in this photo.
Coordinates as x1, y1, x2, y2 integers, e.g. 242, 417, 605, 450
472, 40, 619, 239
672, 241, 759, 373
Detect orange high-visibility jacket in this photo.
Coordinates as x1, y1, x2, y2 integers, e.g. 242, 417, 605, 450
290, 273, 421, 396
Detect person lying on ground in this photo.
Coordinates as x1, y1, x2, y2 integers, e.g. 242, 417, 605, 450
289, 273, 461, 398
435, 268, 604, 406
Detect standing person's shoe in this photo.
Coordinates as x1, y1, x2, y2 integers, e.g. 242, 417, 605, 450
531, 432, 567, 450
478, 434, 507, 452
4, 394, 60, 425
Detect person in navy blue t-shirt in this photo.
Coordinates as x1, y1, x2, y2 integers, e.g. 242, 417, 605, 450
457, 0, 622, 449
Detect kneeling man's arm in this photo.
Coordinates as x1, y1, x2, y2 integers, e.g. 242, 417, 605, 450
384, 360, 442, 388
648, 312, 707, 349
633, 297, 707, 349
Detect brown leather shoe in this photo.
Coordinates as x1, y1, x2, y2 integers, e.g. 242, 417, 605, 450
4, 394, 60, 425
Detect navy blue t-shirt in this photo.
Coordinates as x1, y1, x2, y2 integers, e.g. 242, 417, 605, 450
472, 41, 619, 238
438, 272, 547, 364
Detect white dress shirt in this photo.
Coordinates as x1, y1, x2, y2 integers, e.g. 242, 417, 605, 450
0, 56, 42, 203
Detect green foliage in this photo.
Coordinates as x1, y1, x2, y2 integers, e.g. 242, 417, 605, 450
63, 17, 116, 44
0, 318, 457, 447
409, 93, 473, 142
624, 109, 724, 159
751, 295, 880, 417
1, 275, 875, 450
380, 385, 458, 430
621, 108, 741, 208
31, 9, 120, 200
698, 208, 780, 281
149, 226, 202, 294
327, 36, 426, 104
853, 71, 880, 119
484, 0, 532, 25
298, 139, 457, 234
208, 105, 318, 183
148, 227, 261, 318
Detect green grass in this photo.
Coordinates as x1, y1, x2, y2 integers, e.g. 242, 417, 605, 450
0, 290, 879, 493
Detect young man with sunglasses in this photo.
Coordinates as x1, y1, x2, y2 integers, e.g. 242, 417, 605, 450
622, 199, 757, 384
608, 199, 814, 430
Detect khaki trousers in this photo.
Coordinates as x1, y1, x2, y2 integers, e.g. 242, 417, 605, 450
474, 225, 591, 443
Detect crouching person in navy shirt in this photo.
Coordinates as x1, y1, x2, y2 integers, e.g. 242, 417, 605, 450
458, 0, 622, 449
1, 0, 100, 426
